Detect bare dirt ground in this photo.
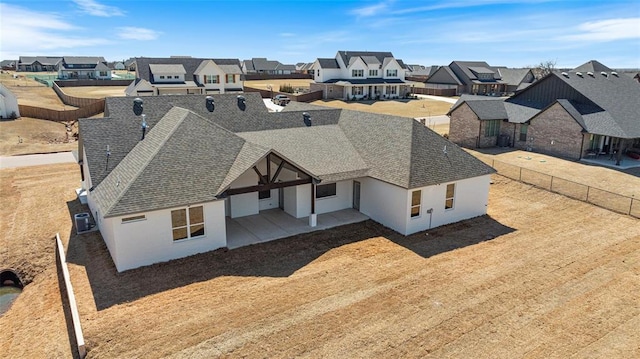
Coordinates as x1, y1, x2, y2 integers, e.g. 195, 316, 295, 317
60, 86, 127, 98
0, 163, 80, 359
468, 148, 640, 198
0, 73, 76, 110
0, 117, 78, 156
244, 79, 315, 92
3, 162, 638, 358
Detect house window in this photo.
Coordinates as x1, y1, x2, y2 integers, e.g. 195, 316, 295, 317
259, 175, 271, 200
205, 75, 219, 84
484, 120, 500, 137
174, 75, 180, 79
226, 74, 235, 83
386, 69, 398, 77
99, 71, 108, 77
519, 124, 528, 142
352, 86, 363, 95
445, 183, 455, 210
316, 183, 336, 198
159, 75, 165, 79
352, 69, 364, 77
122, 215, 146, 223
411, 190, 421, 218
386, 86, 397, 95
369, 69, 378, 77
171, 206, 205, 241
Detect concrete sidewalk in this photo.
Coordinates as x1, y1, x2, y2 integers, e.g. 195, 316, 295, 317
0, 152, 76, 169
415, 94, 459, 104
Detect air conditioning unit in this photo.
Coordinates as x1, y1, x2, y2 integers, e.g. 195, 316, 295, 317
75, 213, 90, 234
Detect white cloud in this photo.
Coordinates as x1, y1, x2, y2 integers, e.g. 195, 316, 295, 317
117, 27, 161, 41
0, 4, 111, 59
558, 18, 640, 42
72, 0, 125, 17
350, 1, 390, 17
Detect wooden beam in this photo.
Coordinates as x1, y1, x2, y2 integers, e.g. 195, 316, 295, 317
253, 166, 266, 184
266, 153, 271, 183
270, 160, 285, 183
311, 183, 316, 214
225, 178, 312, 196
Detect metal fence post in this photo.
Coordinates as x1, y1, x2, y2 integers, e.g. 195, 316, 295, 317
550, 176, 554, 192
630, 197, 635, 216
586, 186, 590, 202
519, 167, 522, 181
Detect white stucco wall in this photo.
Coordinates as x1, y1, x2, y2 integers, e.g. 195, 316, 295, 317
405, 175, 491, 235
315, 180, 353, 214
109, 200, 226, 272
359, 177, 409, 234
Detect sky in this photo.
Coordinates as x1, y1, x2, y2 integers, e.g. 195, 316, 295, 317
1, 0, 639, 69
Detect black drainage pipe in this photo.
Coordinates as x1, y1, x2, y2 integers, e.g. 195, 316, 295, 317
0, 269, 24, 289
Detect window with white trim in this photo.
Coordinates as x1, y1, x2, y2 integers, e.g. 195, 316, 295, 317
353, 86, 363, 95
445, 184, 455, 210
352, 69, 364, 77
386, 86, 397, 95
122, 215, 146, 223
159, 75, 165, 79
226, 74, 235, 83
316, 183, 336, 198
519, 124, 528, 141
369, 69, 378, 77
171, 206, 205, 241
386, 69, 398, 77
411, 190, 421, 218
205, 75, 219, 84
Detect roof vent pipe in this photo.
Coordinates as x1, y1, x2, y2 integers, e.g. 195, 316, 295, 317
303, 112, 311, 127
133, 97, 143, 116
237, 95, 246, 111
205, 96, 215, 112
141, 114, 148, 140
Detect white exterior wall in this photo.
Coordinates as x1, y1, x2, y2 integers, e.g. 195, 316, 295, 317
405, 175, 491, 235
348, 59, 367, 80
229, 164, 260, 218
359, 178, 409, 234
153, 73, 185, 83
294, 184, 312, 218
315, 180, 353, 214
383, 60, 404, 80
196, 61, 227, 93
0, 83, 20, 118
108, 200, 226, 272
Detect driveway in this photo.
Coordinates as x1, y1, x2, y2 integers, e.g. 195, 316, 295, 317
263, 99, 284, 112
0, 151, 76, 169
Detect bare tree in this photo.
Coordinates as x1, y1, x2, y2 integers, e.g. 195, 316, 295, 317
529, 59, 557, 79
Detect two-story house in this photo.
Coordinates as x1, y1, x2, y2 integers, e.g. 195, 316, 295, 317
426, 61, 511, 96
58, 56, 111, 80
126, 57, 243, 96
310, 51, 410, 100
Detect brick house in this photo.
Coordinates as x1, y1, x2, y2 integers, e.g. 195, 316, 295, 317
448, 61, 640, 165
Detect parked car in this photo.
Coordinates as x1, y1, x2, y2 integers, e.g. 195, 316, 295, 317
272, 94, 291, 106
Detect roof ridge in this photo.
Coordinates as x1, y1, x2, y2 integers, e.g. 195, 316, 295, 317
100, 107, 191, 216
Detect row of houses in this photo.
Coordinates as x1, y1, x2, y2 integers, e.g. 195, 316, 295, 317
8, 56, 113, 80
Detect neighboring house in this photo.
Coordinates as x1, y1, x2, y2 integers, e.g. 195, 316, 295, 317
77, 93, 494, 272
406, 64, 440, 81
448, 61, 640, 164
295, 62, 314, 75
426, 61, 508, 96
496, 68, 536, 94
16, 56, 62, 72
309, 51, 410, 100
126, 57, 244, 96
243, 58, 296, 75
58, 56, 111, 80
124, 58, 137, 72
1, 60, 17, 70
572, 60, 612, 73
113, 62, 126, 70
0, 83, 20, 119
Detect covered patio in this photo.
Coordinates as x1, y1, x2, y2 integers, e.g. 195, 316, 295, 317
226, 208, 369, 249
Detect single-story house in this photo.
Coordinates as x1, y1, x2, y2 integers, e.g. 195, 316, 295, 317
78, 93, 495, 272
16, 56, 62, 72
58, 56, 111, 80
448, 61, 640, 165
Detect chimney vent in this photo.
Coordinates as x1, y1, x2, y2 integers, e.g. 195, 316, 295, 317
205, 96, 215, 112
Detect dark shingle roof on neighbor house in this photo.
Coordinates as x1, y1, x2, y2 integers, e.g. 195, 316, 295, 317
572, 60, 613, 74
18, 56, 63, 66
316, 58, 340, 69
449, 61, 640, 138
135, 57, 243, 83
82, 93, 494, 217
448, 95, 508, 120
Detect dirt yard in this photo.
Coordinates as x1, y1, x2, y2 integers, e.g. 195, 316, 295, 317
0, 117, 78, 156
244, 79, 315, 92
2, 161, 638, 358
60, 86, 128, 98
0, 73, 75, 110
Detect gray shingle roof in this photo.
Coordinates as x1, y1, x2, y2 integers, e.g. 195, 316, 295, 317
63, 56, 106, 65
136, 57, 242, 83
426, 66, 463, 85
497, 68, 534, 86
322, 78, 406, 85
448, 94, 507, 120
572, 60, 613, 73
317, 58, 340, 69
149, 64, 186, 74
18, 56, 62, 66
450, 61, 501, 84
337, 51, 395, 67
83, 93, 494, 217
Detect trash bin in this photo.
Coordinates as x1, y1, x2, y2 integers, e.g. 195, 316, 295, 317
498, 134, 510, 147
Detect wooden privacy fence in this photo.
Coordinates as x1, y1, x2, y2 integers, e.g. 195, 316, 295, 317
55, 79, 133, 87
244, 86, 323, 102
53, 82, 104, 108
479, 156, 640, 218
242, 73, 312, 81
19, 100, 104, 122
412, 87, 457, 97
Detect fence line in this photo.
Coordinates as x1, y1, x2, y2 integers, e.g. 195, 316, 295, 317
486, 157, 638, 218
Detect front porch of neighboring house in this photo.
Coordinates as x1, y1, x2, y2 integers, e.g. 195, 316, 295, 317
471, 83, 507, 96
345, 84, 409, 100
222, 152, 368, 249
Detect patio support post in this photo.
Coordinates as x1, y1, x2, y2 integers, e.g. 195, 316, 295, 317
309, 183, 317, 227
